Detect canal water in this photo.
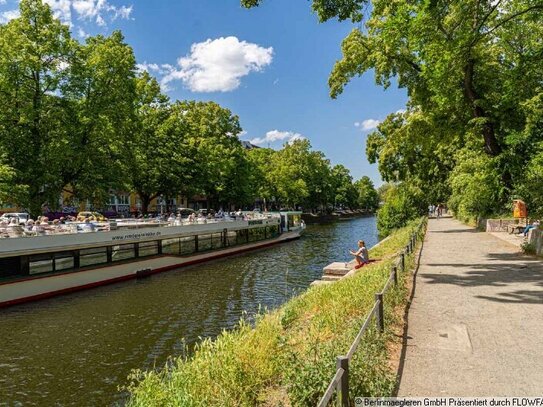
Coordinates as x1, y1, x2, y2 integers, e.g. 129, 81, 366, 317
0, 216, 377, 406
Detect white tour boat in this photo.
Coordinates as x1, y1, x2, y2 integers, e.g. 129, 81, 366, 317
0, 211, 305, 307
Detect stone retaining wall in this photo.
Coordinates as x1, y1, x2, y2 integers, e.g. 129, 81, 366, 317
486, 219, 525, 232
527, 228, 543, 256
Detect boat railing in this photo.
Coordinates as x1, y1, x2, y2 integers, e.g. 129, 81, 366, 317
0, 213, 280, 239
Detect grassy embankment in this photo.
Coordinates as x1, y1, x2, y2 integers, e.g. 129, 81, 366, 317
125, 218, 426, 406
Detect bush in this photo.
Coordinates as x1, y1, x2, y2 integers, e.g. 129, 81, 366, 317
448, 149, 505, 222
377, 183, 426, 237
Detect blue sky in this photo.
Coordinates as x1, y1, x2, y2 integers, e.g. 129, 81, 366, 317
0, 0, 408, 185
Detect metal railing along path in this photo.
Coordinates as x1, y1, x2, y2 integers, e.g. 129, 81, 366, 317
317, 219, 427, 407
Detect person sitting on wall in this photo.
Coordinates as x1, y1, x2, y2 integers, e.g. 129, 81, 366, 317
350, 240, 369, 269
523, 220, 540, 237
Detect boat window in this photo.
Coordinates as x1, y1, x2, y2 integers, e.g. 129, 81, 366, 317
80, 247, 108, 267
198, 234, 212, 252
29, 253, 54, 275
211, 233, 224, 249
249, 227, 265, 242
161, 238, 180, 255
112, 244, 136, 262
236, 229, 248, 245
54, 251, 74, 271
226, 230, 237, 247
179, 236, 196, 255
267, 226, 279, 238
139, 241, 158, 257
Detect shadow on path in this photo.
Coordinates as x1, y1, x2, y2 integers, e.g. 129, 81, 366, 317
420, 251, 543, 304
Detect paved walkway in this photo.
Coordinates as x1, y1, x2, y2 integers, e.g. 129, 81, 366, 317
398, 217, 543, 396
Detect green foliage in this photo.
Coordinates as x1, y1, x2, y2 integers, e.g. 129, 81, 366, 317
0, 0, 137, 214
241, 0, 368, 22
448, 149, 505, 222
521, 240, 536, 255
332, 164, 358, 208
126, 220, 425, 406
377, 184, 426, 237
355, 176, 379, 211
241, 0, 543, 224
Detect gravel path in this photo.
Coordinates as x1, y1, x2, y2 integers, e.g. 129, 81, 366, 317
397, 217, 543, 396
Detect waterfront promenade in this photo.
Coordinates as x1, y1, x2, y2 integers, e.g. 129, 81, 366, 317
398, 217, 543, 395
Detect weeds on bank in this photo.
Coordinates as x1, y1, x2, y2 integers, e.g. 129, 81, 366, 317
125, 218, 425, 407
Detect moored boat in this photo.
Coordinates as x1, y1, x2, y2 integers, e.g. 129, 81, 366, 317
0, 211, 305, 307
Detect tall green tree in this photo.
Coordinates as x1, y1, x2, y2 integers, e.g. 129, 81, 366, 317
0, 0, 76, 215
177, 101, 247, 208
246, 147, 278, 209
354, 176, 379, 211
243, 0, 543, 226
124, 72, 180, 214
0, 0, 138, 214
331, 164, 357, 208
269, 140, 310, 208
62, 31, 137, 205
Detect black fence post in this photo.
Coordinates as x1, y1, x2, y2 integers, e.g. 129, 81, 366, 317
400, 252, 405, 272
337, 356, 349, 407
392, 266, 398, 286
375, 293, 384, 333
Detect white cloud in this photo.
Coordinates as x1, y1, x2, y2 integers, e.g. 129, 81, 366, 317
77, 27, 89, 38
0, 9, 19, 23
250, 130, 305, 146
136, 62, 162, 73
161, 36, 273, 92
396, 108, 406, 114
355, 119, 380, 131
37, 0, 133, 27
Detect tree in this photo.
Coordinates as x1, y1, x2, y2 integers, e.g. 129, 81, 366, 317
0, 0, 138, 215
269, 140, 310, 208
246, 147, 278, 209
331, 164, 357, 209
354, 176, 379, 212
0, 0, 76, 215
366, 110, 455, 204
179, 101, 247, 208
62, 30, 138, 206
377, 183, 426, 237
124, 72, 181, 214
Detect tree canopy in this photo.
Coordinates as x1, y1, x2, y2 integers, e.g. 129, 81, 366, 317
243, 0, 543, 230
0, 0, 379, 216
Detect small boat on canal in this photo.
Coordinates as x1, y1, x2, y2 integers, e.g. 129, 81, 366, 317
0, 211, 305, 308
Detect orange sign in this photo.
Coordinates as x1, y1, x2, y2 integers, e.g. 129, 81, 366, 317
513, 200, 527, 218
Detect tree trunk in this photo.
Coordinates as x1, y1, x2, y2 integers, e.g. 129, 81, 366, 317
140, 193, 151, 215
463, 59, 501, 156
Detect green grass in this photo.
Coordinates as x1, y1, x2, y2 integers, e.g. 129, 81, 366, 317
124, 218, 426, 407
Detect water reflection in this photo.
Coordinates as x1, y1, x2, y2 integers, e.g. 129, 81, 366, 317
0, 216, 377, 406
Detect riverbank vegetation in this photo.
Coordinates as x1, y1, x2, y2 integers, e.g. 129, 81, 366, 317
243, 0, 543, 233
126, 218, 425, 406
0, 0, 379, 216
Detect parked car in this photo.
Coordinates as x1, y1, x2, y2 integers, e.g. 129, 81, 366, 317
0, 212, 29, 225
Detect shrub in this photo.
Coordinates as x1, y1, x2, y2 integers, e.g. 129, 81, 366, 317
377, 184, 426, 237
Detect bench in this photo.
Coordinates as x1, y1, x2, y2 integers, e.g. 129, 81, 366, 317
508, 224, 525, 234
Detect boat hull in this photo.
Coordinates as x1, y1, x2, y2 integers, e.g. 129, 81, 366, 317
0, 231, 301, 308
